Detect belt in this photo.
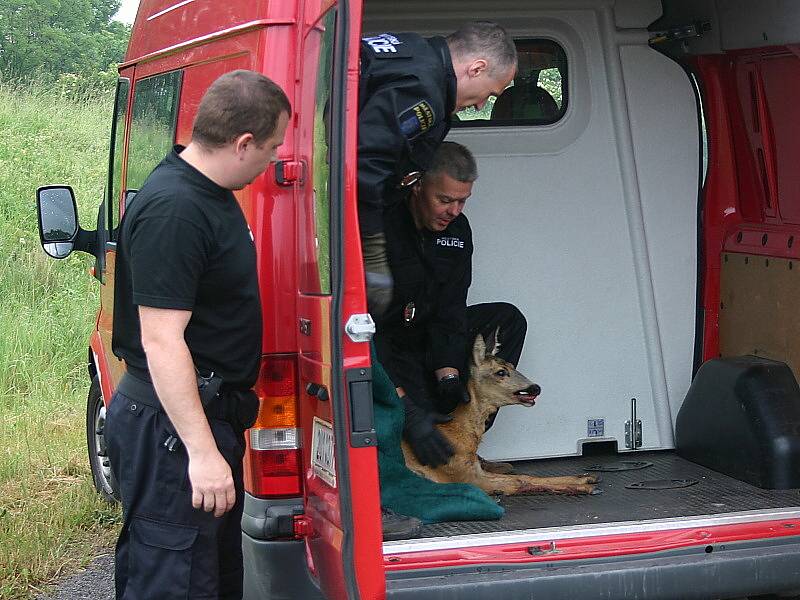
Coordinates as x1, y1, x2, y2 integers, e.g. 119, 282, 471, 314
117, 372, 259, 432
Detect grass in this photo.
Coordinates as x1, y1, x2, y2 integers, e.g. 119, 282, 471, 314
0, 80, 121, 600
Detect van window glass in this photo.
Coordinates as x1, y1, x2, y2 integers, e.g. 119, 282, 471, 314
302, 8, 337, 294
108, 77, 130, 240
126, 71, 182, 192
454, 39, 568, 126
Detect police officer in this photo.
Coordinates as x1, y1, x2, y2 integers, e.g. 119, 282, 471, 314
358, 21, 517, 316
373, 142, 527, 469
105, 71, 290, 599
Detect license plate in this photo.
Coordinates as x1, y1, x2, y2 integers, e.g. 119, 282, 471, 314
311, 417, 336, 488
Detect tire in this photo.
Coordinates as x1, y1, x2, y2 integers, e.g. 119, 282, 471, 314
86, 375, 121, 503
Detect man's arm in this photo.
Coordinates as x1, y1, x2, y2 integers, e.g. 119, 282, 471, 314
429, 229, 473, 372
358, 76, 443, 235
139, 305, 235, 518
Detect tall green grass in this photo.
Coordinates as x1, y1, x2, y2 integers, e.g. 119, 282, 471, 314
0, 81, 120, 600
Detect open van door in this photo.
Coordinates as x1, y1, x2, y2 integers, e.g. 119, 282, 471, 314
295, 1, 385, 598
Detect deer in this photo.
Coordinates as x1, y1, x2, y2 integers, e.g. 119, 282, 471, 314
401, 331, 600, 496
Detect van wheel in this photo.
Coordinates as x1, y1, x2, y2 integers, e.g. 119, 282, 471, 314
86, 376, 120, 503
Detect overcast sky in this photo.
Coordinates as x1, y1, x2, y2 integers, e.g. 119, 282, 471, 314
114, 0, 141, 24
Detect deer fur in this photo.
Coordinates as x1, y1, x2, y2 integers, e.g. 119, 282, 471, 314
401, 331, 599, 496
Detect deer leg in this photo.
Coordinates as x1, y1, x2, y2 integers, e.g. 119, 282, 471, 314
474, 472, 600, 496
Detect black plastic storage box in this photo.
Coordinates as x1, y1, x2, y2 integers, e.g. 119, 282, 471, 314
676, 356, 800, 489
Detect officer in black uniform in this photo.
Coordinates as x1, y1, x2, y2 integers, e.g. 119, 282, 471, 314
373, 142, 527, 468
105, 71, 290, 600
358, 21, 518, 316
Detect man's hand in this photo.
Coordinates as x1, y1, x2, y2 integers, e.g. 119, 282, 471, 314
188, 447, 236, 518
362, 232, 393, 317
402, 395, 455, 467
436, 373, 470, 414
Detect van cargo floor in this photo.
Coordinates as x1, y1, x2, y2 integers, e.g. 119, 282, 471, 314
416, 451, 800, 539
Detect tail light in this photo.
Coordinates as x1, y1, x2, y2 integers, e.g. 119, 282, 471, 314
246, 355, 302, 497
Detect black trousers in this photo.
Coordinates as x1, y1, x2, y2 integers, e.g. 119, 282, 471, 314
461, 302, 527, 377
105, 374, 246, 600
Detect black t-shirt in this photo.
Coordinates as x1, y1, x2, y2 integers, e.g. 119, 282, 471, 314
112, 146, 262, 389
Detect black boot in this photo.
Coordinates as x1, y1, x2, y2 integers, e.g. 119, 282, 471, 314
381, 508, 422, 541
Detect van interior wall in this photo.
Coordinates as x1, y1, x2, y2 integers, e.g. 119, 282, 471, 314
658, 1, 800, 380
363, 0, 699, 460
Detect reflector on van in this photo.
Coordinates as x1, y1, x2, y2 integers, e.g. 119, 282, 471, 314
246, 355, 302, 498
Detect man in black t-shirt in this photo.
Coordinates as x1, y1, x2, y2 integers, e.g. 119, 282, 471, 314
105, 70, 290, 600
358, 22, 517, 316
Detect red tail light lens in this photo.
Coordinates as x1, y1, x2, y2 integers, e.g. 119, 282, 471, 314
245, 355, 302, 498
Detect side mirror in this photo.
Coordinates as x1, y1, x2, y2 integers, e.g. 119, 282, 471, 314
37, 185, 79, 259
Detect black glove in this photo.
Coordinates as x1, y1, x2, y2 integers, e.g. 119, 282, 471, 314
436, 374, 470, 414
402, 395, 455, 467
362, 233, 393, 317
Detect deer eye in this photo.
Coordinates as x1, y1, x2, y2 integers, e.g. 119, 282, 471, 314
495, 369, 509, 377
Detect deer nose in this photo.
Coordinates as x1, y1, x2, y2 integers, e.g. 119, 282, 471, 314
528, 384, 541, 396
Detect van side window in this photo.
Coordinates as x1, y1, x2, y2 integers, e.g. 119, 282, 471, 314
454, 39, 568, 126
299, 8, 337, 294
126, 70, 182, 192
108, 78, 130, 239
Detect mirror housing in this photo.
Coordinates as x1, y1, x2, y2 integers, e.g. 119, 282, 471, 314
36, 185, 98, 259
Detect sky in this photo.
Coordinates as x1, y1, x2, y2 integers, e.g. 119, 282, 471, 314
113, 0, 141, 24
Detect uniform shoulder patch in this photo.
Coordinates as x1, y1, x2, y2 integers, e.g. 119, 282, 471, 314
362, 33, 412, 58
398, 100, 436, 139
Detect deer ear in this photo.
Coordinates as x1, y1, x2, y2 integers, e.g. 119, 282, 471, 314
485, 327, 502, 356
472, 334, 486, 366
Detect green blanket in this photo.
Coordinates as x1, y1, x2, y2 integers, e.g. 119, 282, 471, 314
371, 347, 503, 523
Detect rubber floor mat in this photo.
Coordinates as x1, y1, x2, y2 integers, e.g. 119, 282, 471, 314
417, 450, 800, 538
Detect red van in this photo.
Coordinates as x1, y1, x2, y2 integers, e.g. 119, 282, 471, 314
36, 0, 800, 598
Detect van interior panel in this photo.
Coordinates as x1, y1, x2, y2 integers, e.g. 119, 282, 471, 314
720, 254, 800, 375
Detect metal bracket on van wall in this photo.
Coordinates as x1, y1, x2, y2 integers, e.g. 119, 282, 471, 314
345, 313, 375, 342
625, 397, 643, 450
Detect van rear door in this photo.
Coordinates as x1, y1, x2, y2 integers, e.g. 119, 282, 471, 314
296, 1, 384, 598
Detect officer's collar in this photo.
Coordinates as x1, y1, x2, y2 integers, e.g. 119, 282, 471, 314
427, 36, 457, 116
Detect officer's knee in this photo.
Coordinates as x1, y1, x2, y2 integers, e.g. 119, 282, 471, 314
495, 302, 527, 334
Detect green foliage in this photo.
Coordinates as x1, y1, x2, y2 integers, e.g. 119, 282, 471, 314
0, 0, 130, 85
0, 81, 120, 600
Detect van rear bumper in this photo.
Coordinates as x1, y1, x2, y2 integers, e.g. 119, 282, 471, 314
242, 534, 324, 600
386, 537, 800, 599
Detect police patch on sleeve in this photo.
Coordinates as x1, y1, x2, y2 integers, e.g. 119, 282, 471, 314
398, 100, 436, 139
362, 33, 412, 58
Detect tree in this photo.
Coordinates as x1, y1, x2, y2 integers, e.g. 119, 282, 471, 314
0, 0, 131, 80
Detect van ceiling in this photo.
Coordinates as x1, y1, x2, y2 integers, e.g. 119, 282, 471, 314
363, 0, 663, 34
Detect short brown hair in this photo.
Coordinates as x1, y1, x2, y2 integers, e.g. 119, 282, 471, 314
427, 142, 478, 183
447, 21, 518, 76
192, 70, 291, 148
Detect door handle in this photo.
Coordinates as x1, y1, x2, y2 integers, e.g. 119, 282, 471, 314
306, 382, 329, 402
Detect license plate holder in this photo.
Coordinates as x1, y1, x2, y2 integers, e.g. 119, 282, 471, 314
311, 417, 336, 488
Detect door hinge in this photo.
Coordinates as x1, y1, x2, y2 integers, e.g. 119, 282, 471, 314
650, 21, 711, 45
345, 313, 375, 342
275, 160, 304, 186
625, 397, 643, 450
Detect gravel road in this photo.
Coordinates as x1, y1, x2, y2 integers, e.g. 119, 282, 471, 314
36, 553, 114, 600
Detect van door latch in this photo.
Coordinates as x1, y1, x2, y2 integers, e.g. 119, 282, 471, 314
625, 397, 643, 449
275, 160, 304, 186
345, 313, 375, 342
